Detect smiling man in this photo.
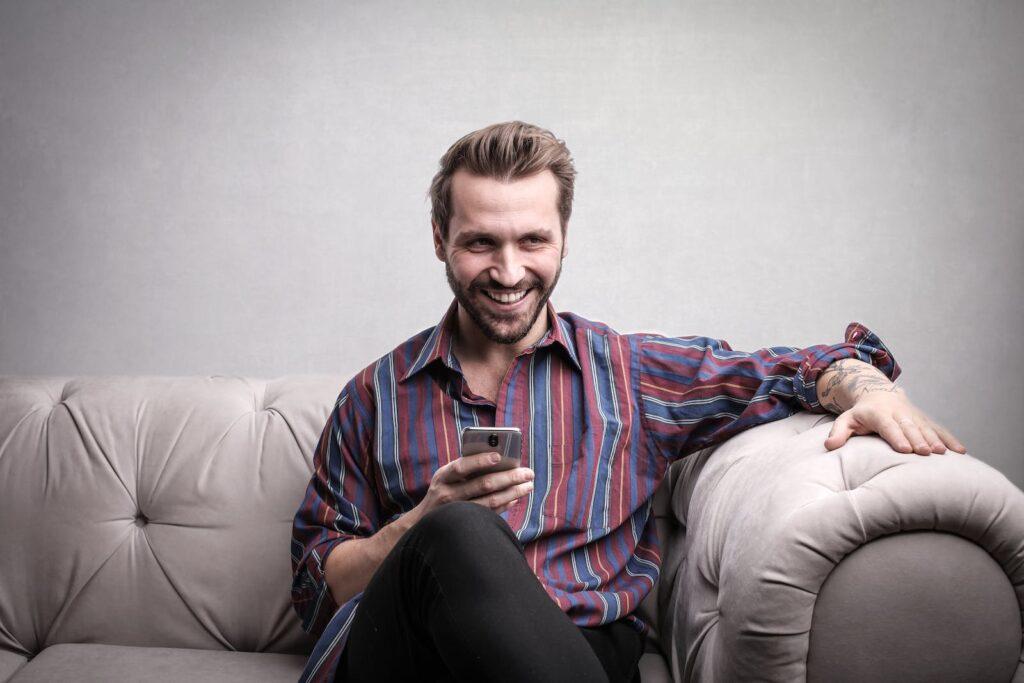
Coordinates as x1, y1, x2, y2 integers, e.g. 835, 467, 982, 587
290, 121, 965, 683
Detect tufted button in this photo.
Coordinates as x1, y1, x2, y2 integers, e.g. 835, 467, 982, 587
134, 512, 149, 527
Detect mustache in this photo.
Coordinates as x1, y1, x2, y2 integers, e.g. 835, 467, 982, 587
472, 281, 539, 292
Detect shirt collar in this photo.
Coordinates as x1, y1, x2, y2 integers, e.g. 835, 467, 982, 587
399, 297, 582, 384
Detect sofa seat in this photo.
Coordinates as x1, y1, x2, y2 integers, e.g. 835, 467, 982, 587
5, 644, 671, 683
6, 644, 309, 682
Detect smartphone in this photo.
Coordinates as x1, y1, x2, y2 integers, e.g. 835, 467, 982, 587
460, 426, 522, 476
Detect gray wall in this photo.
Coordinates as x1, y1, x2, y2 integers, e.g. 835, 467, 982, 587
1, 1, 1021, 487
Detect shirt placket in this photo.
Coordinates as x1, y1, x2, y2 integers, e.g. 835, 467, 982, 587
498, 348, 538, 531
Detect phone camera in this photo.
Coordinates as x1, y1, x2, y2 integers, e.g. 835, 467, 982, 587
488, 433, 499, 448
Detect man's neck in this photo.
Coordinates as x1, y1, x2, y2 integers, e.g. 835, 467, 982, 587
453, 305, 551, 369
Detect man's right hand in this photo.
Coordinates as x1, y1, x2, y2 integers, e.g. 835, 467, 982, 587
325, 453, 534, 608
410, 452, 535, 524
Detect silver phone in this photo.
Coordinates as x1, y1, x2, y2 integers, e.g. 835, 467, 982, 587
460, 426, 522, 475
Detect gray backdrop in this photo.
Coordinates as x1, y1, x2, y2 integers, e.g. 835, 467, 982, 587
1, 1, 1021, 487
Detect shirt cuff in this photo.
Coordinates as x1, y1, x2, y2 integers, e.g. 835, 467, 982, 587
293, 535, 352, 635
792, 322, 902, 412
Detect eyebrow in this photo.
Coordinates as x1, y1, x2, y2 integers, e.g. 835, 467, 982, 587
457, 228, 556, 242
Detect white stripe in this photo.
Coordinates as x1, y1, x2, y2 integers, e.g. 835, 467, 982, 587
643, 393, 758, 409
330, 393, 361, 528
644, 337, 749, 359
516, 353, 545, 538
569, 547, 585, 588
557, 315, 581, 367
407, 323, 444, 378
593, 331, 623, 538
375, 354, 409, 506
304, 605, 359, 681
643, 410, 741, 426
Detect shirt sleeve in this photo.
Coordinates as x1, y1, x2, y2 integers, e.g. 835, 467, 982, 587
638, 321, 900, 461
290, 374, 380, 637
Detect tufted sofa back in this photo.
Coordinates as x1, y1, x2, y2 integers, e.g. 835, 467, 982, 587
0, 376, 673, 662
0, 376, 344, 658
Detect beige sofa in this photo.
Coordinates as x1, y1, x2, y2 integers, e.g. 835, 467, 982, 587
0, 376, 1021, 682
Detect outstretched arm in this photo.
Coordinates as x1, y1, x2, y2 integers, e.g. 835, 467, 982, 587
817, 358, 966, 455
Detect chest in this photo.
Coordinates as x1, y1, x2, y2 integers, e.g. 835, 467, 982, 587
370, 345, 663, 538
458, 362, 506, 404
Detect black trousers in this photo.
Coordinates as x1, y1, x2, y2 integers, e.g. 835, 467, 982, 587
337, 501, 644, 682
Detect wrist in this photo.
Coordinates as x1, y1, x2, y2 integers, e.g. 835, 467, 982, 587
853, 383, 905, 404
368, 509, 419, 564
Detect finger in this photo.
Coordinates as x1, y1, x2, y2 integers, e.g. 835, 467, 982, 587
896, 417, 932, 456
440, 452, 501, 482
917, 421, 947, 454
824, 414, 855, 451
878, 417, 913, 454
458, 467, 534, 500
470, 481, 534, 510
932, 422, 967, 454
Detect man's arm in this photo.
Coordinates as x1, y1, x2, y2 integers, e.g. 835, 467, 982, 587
638, 322, 905, 460
322, 515, 417, 608
290, 377, 381, 636
817, 357, 966, 455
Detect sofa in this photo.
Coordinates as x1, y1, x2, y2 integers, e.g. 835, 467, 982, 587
0, 375, 1021, 682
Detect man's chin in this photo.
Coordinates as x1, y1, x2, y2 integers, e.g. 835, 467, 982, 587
472, 313, 530, 344
473, 303, 543, 345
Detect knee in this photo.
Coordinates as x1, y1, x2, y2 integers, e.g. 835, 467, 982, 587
408, 501, 516, 554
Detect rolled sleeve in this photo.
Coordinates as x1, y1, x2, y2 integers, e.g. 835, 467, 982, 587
792, 322, 902, 412
290, 376, 379, 637
290, 534, 353, 636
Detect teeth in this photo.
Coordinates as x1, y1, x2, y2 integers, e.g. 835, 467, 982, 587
484, 289, 528, 304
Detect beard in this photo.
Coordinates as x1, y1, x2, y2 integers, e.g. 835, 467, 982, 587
444, 259, 562, 345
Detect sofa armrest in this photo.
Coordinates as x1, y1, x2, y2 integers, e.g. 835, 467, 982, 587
657, 411, 1024, 682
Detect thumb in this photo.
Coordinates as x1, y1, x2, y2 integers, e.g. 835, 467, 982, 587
825, 413, 854, 451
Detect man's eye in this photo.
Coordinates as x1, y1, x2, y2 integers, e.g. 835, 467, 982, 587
524, 237, 543, 245
469, 239, 492, 248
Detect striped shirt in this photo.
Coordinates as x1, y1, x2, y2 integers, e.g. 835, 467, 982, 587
291, 298, 900, 682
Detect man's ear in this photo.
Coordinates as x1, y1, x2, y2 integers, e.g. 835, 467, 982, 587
561, 225, 569, 260
432, 222, 446, 261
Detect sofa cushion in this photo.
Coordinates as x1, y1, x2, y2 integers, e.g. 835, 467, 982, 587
0, 377, 334, 657
0, 650, 27, 682
637, 652, 672, 683
7, 644, 307, 683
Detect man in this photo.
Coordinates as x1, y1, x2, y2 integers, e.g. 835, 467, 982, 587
291, 121, 965, 683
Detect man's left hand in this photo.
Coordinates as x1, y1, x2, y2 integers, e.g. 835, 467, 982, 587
824, 390, 967, 455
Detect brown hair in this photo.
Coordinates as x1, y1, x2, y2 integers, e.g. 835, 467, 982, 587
429, 121, 576, 240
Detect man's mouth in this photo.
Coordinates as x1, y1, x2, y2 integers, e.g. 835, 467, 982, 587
481, 288, 531, 307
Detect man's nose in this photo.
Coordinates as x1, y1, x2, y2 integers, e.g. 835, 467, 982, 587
488, 244, 526, 287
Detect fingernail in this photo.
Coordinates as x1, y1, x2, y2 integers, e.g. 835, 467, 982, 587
491, 453, 500, 463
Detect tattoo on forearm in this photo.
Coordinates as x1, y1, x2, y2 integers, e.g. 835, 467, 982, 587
818, 358, 897, 413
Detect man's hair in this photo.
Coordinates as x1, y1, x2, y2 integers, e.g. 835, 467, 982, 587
429, 121, 577, 241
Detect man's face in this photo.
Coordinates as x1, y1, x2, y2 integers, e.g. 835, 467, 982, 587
433, 169, 568, 346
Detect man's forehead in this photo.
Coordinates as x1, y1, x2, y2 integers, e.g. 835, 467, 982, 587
449, 169, 560, 220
